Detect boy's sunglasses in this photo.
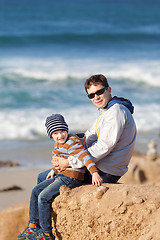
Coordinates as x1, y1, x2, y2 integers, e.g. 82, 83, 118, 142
88, 87, 107, 99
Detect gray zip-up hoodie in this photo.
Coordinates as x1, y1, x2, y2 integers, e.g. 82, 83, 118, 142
69, 97, 137, 176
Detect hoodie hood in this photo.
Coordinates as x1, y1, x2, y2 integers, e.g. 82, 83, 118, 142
105, 96, 134, 114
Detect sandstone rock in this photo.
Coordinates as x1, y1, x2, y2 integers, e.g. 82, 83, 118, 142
0, 184, 160, 240
121, 154, 160, 184
51, 183, 160, 240
0, 160, 19, 168
147, 140, 157, 161
0, 185, 23, 192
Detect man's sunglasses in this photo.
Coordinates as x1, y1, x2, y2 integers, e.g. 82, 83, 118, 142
88, 87, 107, 99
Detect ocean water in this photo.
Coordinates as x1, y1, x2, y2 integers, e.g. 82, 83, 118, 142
0, 0, 160, 167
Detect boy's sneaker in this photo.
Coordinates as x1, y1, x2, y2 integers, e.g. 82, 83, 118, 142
26, 229, 55, 240
17, 225, 40, 240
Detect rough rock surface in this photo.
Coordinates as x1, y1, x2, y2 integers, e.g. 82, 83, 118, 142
52, 184, 160, 240
0, 202, 30, 240
121, 153, 160, 184
0, 183, 160, 240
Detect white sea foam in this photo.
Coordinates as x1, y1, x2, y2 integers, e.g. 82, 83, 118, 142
108, 60, 160, 87
134, 103, 160, 132
0, 55, 160, 141
0, 103, 160, 141
0, 109, 47, 140
0, 57, 160, 87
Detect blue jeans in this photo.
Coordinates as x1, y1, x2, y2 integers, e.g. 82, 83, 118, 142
37, 168, 121, 184
29, 174, 82, 233
83, 169, 121, 184
37, 169, 52, 184
98, 169, 121, 183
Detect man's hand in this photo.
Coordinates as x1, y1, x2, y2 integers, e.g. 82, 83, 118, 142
51, 155, 70, 172
46, 169, 55, 179
92, 172, 103, 187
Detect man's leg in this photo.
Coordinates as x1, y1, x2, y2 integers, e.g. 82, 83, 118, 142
84, 169, 121, 184
83, 169, 92, 184
98, 170, 121, 183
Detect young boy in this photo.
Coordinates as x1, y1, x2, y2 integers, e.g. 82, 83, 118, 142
17, 114, 102, 240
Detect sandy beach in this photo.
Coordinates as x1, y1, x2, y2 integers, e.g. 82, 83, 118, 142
0, 168, 47, 212
0, 139, 54, 213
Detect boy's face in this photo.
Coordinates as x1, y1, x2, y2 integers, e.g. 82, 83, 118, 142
87, 83, 111, 109
51, 130, 68, 144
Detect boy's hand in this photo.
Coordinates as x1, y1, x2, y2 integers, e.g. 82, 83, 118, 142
46, 169, 55, 179
92, 172, 103, 187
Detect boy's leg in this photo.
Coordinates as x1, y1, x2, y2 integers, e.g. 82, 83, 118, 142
38, 174, 82, 234
29, 177, 57, 225
37, 169, 52, 184
17, 177, 56, 240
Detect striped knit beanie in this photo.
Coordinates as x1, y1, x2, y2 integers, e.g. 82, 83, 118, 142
45, 114, 68, 138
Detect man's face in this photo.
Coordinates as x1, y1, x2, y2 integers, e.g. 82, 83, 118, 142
87, 84, 111, 109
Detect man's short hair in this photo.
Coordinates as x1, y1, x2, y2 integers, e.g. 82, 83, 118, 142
84, 74, 109, 92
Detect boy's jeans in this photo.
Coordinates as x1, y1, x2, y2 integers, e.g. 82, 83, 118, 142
37, 169, 52, 184
37, 168, 121, 185
29, 174, 82, 233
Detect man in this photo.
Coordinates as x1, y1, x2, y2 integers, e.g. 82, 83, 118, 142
39, 74, 136, 184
